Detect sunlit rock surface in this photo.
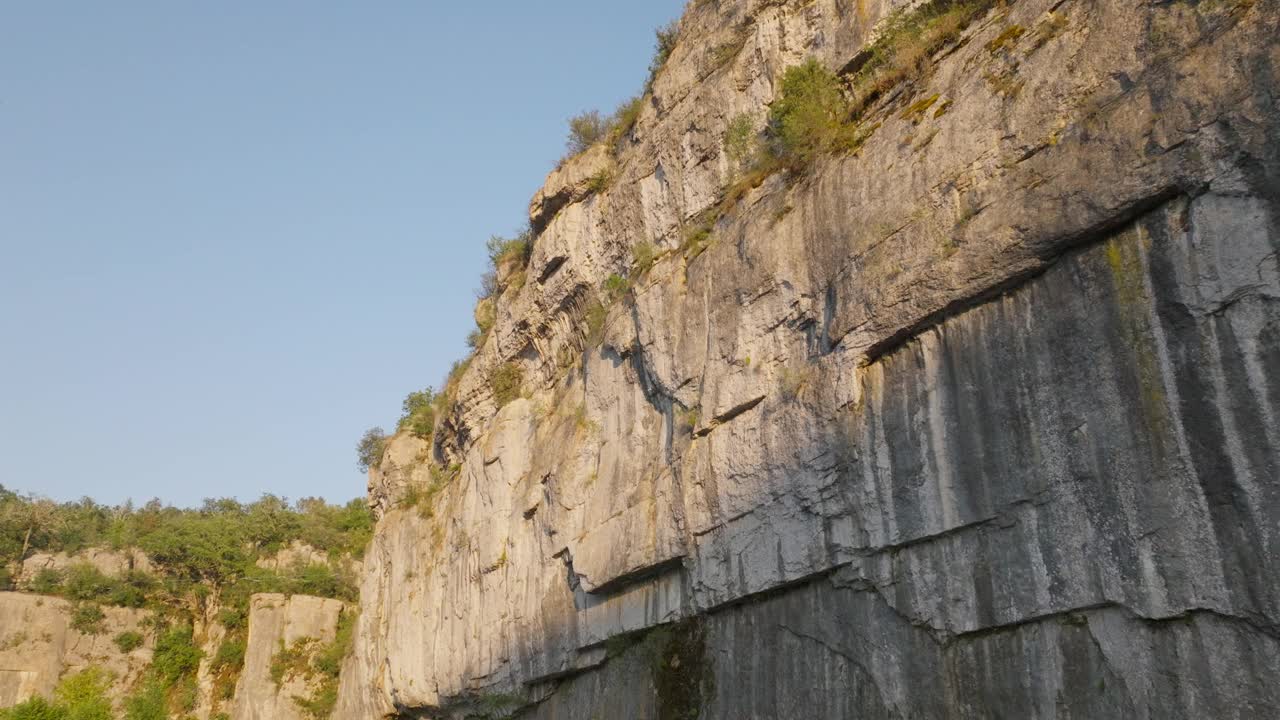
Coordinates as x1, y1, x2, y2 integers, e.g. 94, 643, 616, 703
334, 0, 1280, 716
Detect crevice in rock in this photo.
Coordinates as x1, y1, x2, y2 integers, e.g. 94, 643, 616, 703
537, 255, 567, 284
857, 187, 1183, 366
580, 558, 686, 600
695, 395, 765, 437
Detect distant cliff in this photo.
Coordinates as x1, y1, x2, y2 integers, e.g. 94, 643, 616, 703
336, 0, 1280, 718
0, 495, 367, 720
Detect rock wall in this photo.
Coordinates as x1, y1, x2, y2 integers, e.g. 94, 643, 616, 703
232, 593, 347, 720
0, 592, 153, 709
337, 0, 1280, 717
18, 548, 152, 585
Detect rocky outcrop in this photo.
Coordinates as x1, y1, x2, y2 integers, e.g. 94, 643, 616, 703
18, 548, 152, 585
0, 592, 152, 709
338, 0, 1280, 717
231, 593, 347, 720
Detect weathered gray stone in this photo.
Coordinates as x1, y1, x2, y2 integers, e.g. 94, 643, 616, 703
336, 0, 1280, 717
231, 593, 347, 720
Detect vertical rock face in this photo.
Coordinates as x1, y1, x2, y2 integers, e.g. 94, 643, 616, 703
232, 593, 347, 720
0, 592, 153, 709
339, 0, 1280, 717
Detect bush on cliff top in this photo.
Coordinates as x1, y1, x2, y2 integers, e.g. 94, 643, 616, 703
398, 388, 436, 440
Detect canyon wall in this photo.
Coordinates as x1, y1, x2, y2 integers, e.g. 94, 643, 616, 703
338, 0, 1280, 718
0, 547, 349, 720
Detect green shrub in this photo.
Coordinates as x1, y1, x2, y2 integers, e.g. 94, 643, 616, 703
632, 242, 659, 277
398, 389, 436, 440
69, 603, 105, 635
62, 564, 113, 602
136, 511, 250, 583
0, 697, 67, 720
647, 20, 680, 89
486, 230, 532, 268
294, 682, 339, 720
585, 165, 615, 194
681, 224, 713, 260
680, 406, 701, 434
585, 300, 609, 346
291, 610, 356, 720
602, 274, 630, 303
122, 680, 167, 720
211, 637, 246, 673
766, 59, 855, 166
567, 110, 607, 154
153, 624, 202, 685
107, 570, 155, 608
114, 630, 144, 653
489, 363, 524, 409
355, 427, 387, 474
474, 299, 497, 334
30, 568, 63, 595
609, 95, 645, 146
723, 112, 760, 173
53, 667, 113, 720
270, 637, 318, 686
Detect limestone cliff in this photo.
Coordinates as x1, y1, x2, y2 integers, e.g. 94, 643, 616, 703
340, 0, 1280, 717
231, 594, 349, 720
0, 546, 353, 720
0, 592, 153, 709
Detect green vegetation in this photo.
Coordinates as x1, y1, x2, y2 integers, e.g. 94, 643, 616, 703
845, 0, 1000, 114
356, 427, 388, 474
680, 223, 713, 261
585, 300, 609, 346
489, 363, 524, 409
30, 568, 62, 595
122, 681, 167, 720
561, 18, 678, 162
69, 603, 106, 635
609, 95, 645, 147
152, 625, 202, 686
266, 610, 357, 720
486, 230, 533, 269
673, 0, 1002, 272
742, 0, 1002, 173
679, 406, 701, 435
723, 112, 758, 174
708, 26, 749, 71
767, 58, 859, 166
566, 110, 608, 155
647, 20, 680, 90
632, 241, 659, 278
0, 488, 372, 643
0, 668, 113, 720
603, 274, 630, 303
585, 165, 615, 195
114, 630, 145, 653
398, 388, 436, 440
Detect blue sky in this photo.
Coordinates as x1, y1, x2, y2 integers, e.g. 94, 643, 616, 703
0, 1, 685, 507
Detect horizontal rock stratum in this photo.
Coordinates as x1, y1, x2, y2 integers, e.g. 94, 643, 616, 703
335, 0, 1280, 718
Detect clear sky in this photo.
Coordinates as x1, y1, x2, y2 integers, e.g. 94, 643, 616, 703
0, 1, 685, 507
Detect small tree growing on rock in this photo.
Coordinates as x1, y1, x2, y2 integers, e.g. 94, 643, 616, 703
355, 427, 387, 474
